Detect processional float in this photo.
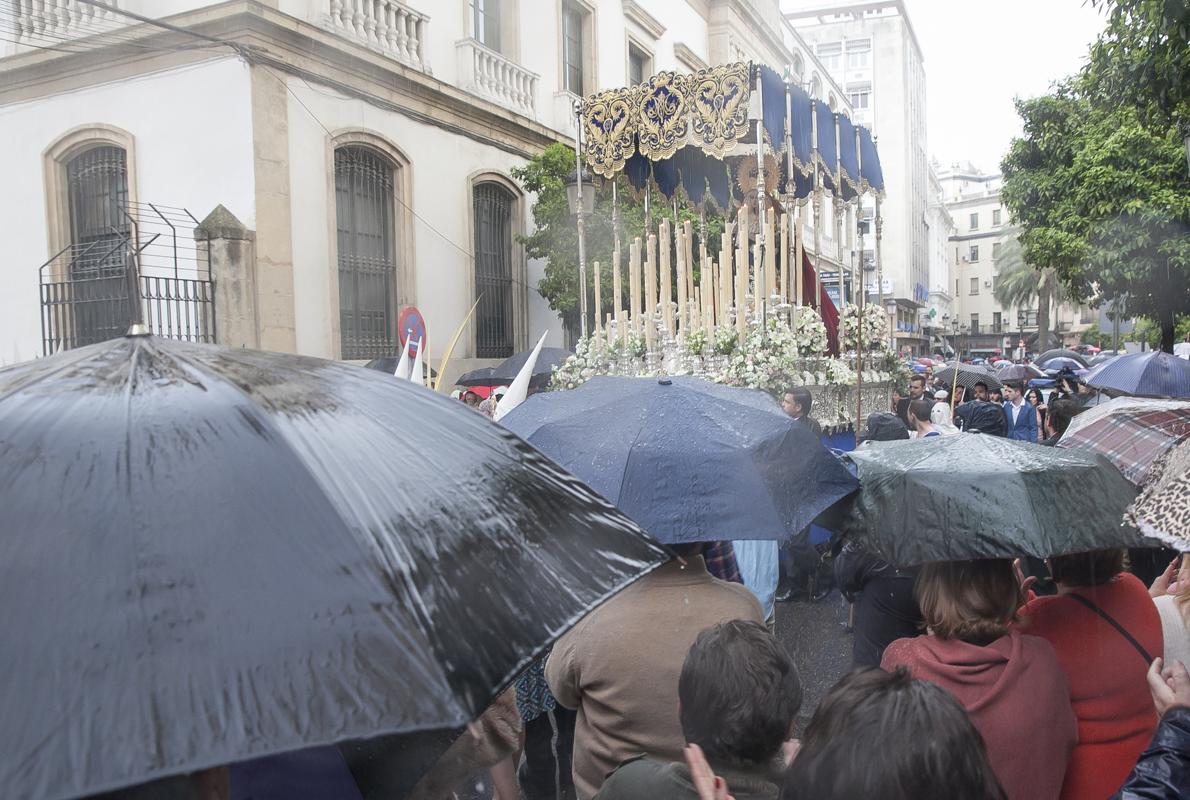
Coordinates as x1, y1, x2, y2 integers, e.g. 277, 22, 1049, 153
561, 62, 895, 431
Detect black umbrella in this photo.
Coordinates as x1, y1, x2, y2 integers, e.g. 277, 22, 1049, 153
837, 435, 1156, 565
458, 348, 574, 388
0, 334, 668, 800
1036, 349, 1089, 368
934, 363, 1002, 391
996, 363, 1045, 382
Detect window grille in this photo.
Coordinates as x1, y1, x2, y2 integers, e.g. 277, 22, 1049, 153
335, 146, 397, 361
473, 182, 515, 358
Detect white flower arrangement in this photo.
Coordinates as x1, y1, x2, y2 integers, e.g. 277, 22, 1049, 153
840, 303, 888, 351
713, 327, 739, 356
792, 312, 830, 356
684, 329, 707, 355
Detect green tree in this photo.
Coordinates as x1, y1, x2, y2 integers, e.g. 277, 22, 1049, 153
512, 143, 724, 340
1001, 93, 1190, 352
992, 231, 1072, 350
1085, 0, 1189, 141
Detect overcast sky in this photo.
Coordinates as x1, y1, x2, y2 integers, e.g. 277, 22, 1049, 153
902, 0, 1106, 173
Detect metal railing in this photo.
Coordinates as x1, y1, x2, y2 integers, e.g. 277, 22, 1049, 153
39, 202, 215, 355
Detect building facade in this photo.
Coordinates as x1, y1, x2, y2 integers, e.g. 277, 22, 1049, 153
938, 163, 1094, 356
0, 0, 852, 374
923, 161, 954, 354
784, 0, 930, 354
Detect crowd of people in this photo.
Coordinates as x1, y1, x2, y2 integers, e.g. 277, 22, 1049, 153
403, 372, 1190, 800
888, 367, 1098, 444
439, 549, 1190, 800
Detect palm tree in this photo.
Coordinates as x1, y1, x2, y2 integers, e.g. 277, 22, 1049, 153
992, 230, 1070, 352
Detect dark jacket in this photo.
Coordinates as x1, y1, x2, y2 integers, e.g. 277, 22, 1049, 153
595, 756, 781, 800
792, 414, 823, 439
834, 540, 923, 668
955, 400, 1007, 436
1111, 707, 1190, 800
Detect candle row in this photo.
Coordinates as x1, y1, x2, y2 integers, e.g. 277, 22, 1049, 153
590, 205, 811, 346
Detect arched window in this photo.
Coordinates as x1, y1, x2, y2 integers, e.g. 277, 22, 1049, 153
791, 52, 804, 80
828, 93, 837, 111
810, 73, 822, 99
473, 181, 515, 358
66, 144, 132, 346
335, 145, 397, 360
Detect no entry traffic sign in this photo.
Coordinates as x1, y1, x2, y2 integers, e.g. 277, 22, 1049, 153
398, 306, 427, 354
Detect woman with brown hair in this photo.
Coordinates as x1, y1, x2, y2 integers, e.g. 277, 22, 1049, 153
1019, 549, 1164, 800
881, 559, 1077, 800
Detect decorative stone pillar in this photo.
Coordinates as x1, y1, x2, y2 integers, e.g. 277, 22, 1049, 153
195, 205, 259, 349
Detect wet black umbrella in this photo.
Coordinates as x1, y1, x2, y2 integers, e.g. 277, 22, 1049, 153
0, 334, 668, 800
934, 363, 1002, 391
458, 348, 573, 388
1036, 349, 1089, 368
996, 363, 1045, 382
837, 435, 1156, 565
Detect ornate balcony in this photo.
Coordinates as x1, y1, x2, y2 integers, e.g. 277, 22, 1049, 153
325, 0, 429, 73
10, 0, 125, 45
456, 38, 538, 118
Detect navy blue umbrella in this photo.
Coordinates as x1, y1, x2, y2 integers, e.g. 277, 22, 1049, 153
501, 376, 859, 544
1040, 356, 1085, 373
1085, 350, 1190, 399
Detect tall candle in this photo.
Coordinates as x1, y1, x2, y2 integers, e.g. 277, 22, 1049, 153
659, 221, 673, 336
645, 233, 657, 348
613, 239, 622, 336
630, 237, 642, 335
593, 260, 602, 334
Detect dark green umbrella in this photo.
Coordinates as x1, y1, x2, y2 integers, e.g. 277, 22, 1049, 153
837, 435, 1158, 565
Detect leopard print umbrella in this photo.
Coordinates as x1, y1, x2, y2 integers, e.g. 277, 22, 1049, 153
1126, 438, 1190, 550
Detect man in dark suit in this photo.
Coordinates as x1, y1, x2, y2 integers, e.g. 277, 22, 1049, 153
780, 387, 823, 438
1002, 381, 1039, 442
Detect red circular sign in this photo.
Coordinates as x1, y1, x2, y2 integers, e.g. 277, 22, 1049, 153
397, 306, 427, 354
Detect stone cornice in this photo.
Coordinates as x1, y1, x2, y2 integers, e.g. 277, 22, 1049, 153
0, 1, 565, 159
622, 1, 666, 40
673, 42, 709, 72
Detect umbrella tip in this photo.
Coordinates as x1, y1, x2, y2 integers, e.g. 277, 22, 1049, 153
125, 323, 150, 338
658, 378, 672, 386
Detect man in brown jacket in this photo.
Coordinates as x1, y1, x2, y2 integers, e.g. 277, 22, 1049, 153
545, 546, 765, 799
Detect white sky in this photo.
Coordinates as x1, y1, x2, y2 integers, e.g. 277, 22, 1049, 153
902, 0, 1107, 173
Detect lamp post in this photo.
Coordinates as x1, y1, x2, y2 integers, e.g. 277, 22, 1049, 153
564, 167, 595, 339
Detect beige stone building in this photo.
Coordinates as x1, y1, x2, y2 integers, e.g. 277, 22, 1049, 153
938, 164, 1094, 356
0, 0, 851, 376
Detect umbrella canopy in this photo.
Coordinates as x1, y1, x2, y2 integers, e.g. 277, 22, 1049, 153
996, 363, 1045, 382
0, 335, 668, 800
1059, 398, 1190, 486
1089, 352, 1118, 366
1126, 439, 1190, 550
1085, 350, 1190, 399
457, 349, 574, 388
455, 365, 500, 387
1036, 349, 1089, 368
837, 435, 1153, 565
1041, 357, 1086, 373
501, 376, 859, 544
935, 363, 1002, 391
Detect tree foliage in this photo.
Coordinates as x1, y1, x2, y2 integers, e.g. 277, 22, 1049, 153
1085, 0, 1190, 134
512, 143, 724, 340
1000, 36, 1190, 352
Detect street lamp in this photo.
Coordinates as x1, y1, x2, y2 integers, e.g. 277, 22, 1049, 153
563, 168, 595, 338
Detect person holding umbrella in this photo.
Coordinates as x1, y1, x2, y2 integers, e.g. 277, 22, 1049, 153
1018, 549, 1163, 800
881, 559, 1077, 800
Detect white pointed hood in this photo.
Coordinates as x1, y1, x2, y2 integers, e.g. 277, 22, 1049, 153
494, 331, 547, 422
393, 338, 413, 380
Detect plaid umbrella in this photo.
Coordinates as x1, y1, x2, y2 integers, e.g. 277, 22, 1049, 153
934, 363, 1002, 391
1057, 397, 1190, 486
1126, 439, 1190, 549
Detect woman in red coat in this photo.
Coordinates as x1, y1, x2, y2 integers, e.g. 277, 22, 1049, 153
1019, 549, 1163, 800
882, 559, 1077, 800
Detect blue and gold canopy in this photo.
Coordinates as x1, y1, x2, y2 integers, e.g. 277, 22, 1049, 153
580, 63, 885, 207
